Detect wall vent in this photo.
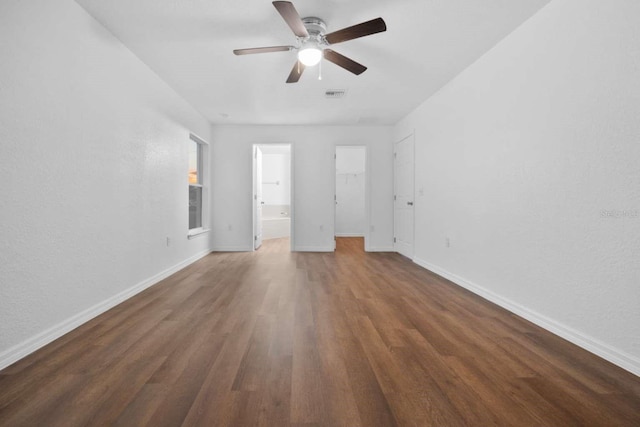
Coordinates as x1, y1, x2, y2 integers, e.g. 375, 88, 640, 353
325, 89, 347, 99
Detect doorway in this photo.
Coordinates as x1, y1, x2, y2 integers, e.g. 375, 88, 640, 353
394, 134, 414, 258
253, 144, 293, 251
335, 146, 367, 250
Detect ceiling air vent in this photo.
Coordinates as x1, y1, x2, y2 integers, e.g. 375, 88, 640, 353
325, 89, 347, 99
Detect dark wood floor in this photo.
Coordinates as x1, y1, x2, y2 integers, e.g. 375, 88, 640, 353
1, 237, 639, 426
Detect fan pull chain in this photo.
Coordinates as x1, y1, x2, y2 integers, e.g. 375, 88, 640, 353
318, 58, 322, 81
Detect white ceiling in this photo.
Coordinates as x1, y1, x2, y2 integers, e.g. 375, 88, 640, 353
75, 0, 551, 126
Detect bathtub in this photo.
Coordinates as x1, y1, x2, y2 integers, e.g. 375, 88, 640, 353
262, 205, 290, 240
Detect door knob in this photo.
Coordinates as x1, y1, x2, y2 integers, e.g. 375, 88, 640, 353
407, 201, 414, 206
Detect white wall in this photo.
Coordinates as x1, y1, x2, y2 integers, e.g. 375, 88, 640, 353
0, 0, 212, 369
262, 150, 291, 206
336, 146, 366, 236
395, 0, 640, 375
211, 126, 394, 252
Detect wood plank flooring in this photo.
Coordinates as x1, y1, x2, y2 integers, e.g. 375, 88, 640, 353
1, 237, 639, 426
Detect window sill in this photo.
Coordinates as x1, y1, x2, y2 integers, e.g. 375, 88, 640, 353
187, 228, 210, 240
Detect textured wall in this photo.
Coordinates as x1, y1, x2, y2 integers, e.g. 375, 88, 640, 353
395, 0, 640, 373
210, 125, 394, 252
0, 0, 211, 366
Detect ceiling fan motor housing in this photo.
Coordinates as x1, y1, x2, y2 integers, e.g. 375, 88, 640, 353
301, 17, 327, 46
302, 17, 326, 36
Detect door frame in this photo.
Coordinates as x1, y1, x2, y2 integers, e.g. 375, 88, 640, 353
252, 143, 295, 251
254, 145, 263, 250
334, 144, 370, 251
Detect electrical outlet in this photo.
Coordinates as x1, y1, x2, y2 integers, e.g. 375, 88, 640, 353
166, 237, 170, 247
227, 224, 232, 231
319, 224, 324, 231
370, 225, 375, 232
445, 237, 450, 248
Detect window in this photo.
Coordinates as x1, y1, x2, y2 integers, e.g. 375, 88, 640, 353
189, 135, 204, 231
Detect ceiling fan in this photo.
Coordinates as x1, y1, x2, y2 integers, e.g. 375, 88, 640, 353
233, 1, 387, 83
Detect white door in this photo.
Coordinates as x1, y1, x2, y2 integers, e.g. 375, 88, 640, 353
254, 146, 263, 250
394, 134, 414, 258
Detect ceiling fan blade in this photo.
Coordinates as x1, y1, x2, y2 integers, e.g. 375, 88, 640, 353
273, 1, 308, 38
324, 17, 386, 45
323, 49, 367, 75
286, 60, 305, 83
233, 46, 294, 55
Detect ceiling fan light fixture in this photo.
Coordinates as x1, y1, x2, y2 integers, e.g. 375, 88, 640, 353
233, 2, 387, 82
298, 44, 322, 66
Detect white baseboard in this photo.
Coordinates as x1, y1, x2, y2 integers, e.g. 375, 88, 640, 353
335, 233, 364, 237
365, 246, 395, 252
210, 246, 253, 252
413, 257, 640, 377
294, 246, 334, 252
0, 249, 212, 371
